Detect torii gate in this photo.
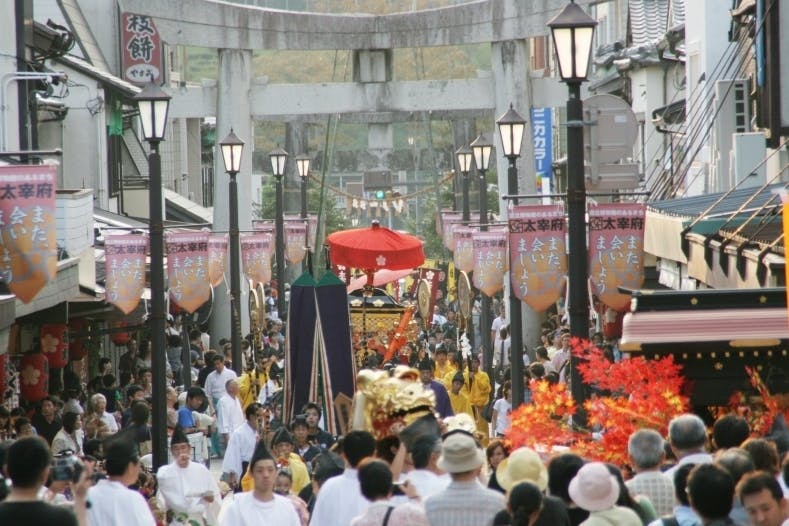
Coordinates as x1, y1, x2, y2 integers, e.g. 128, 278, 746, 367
117, 0, 591, 347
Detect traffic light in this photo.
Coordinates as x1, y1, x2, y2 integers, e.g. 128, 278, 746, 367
374, 189, 386, 200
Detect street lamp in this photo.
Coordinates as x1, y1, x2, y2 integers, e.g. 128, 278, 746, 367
295, 153, 311, 274
548, 0, 597, 425
134, 81, 170, 470
470, 133, 493, 375
455, 145, 473, 223
269, 146, 288, 320
220, 129, 245, 375
496, 104, 526, 409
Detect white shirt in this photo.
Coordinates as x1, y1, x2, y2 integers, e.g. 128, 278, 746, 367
221, 491, 300, 526
205, 368, 238, 400
101, 411, 119, 434
157, 460, 221, 525
311, 468, 369, 526
216, 394, 244, 434
222, 422, 258, 477
51, 428, 84, 456
663, 452, 713, 485
87, 479, 155, 526
493, 398, 512, 436
406, 469, 450, 499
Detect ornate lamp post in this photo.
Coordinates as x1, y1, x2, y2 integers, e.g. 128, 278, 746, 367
455, 145, 473, 223
496, 105, 527, 408
470, 133, 493, 375
548, 0, 597, 423
269, 147, 288, 320
295, 153, 311, 274
220, 129, 245, 374
134, 81, 170, 470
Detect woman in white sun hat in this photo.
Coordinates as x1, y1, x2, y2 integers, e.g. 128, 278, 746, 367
568, 462, 642, 526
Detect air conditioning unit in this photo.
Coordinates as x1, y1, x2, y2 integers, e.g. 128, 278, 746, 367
711, 79, 750, 192
730, 132, 766, 188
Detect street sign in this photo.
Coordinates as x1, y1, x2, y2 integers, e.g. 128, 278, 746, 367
583, 94, 640, 190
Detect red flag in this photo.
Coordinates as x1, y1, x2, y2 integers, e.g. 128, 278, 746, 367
588, 203, 647, 311
105, 234, 148, 314
0, 165, 58, 303
166, 232, 210, 313
509, 204, 567, 312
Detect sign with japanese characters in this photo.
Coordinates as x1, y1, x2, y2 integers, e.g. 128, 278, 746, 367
452, 226, 476, 273
241, 234, 273, 286
472, 231, 508, 297
441, 212, 463, 251
104, 234, 148, 314
252, 220, 276, 248
207, 235, 227, 288
531, 108, 553, 193
121, 12, 162, 85
166, 232, 210, 313
285, 222, 307, 264
509, 205, 567, 312
588, 203, 647, 311
0, 165, 57, 303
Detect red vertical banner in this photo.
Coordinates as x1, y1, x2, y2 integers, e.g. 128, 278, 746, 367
453, 227, 476, 273
120, 13, 163, 84
20, 353, 48, 402
241, 234, 273, 286
208, 235, 228, 287
0, 165, 58, 303
588, 203, 647, 312
285, 222, 307, 264
166, 232, 210, 313
104, 234, 148, 314
441, 212, 463, 251
252, 220, 276, 248
40, 324, 68, 368
332, 263, 351, 285
782, 193, 789, 321
472, 231, 508, 297
508, 205, 567, 312
419, 267, 441, 323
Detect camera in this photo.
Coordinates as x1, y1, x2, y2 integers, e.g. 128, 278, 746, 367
51, 451, 84, 483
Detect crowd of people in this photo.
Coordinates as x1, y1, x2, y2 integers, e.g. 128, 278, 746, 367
0, 301, 788, 526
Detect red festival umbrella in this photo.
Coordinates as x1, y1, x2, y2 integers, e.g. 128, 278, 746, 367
327, 221, 425, 289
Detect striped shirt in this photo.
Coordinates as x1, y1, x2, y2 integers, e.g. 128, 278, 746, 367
626, 470, 676, 517
424, 479, 506, 526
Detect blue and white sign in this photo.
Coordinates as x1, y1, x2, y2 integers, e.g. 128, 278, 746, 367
531, 108, 553, 202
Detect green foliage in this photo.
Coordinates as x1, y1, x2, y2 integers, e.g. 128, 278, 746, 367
253, 179, 348, 238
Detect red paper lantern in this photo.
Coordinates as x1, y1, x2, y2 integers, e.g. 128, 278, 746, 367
68, 319, 88, 360
40, 324, 69, 368
110, 321, 130, 346
20, 353, 49, 402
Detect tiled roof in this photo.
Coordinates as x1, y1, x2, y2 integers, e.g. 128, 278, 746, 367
648, 183, 785, 218
629, 0, 669, 46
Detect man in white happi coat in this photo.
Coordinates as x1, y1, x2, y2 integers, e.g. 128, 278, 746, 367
216, 379, 244, 451
222, 402, 265, 490
157, 426, 222, 526
220, 440, 300, 526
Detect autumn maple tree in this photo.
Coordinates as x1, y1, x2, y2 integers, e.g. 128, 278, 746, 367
507, 338, 689, 465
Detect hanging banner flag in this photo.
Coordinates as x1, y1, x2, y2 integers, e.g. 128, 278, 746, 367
418, 267, 441, 324
166, 232, 210, 313
782, 193, 789, 316
121, 12, 163, 85
472, 231, 508, 297
104, 234, 148, 314
207, 235, 228, 287
0, 164, 58, 303
441, 212, 464, 251
531, 107, 553, 198
588, 203, 647, 312
241, 234, 273, 286
509, 204, 567, 312
252, 220, 276, 247
453, 227, 476, 273
285, 222, 307, 264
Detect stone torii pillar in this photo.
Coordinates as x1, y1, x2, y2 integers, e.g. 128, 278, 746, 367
211, 48, 254, 349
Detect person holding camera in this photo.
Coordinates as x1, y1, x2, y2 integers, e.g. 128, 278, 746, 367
0, 436, 90, 526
